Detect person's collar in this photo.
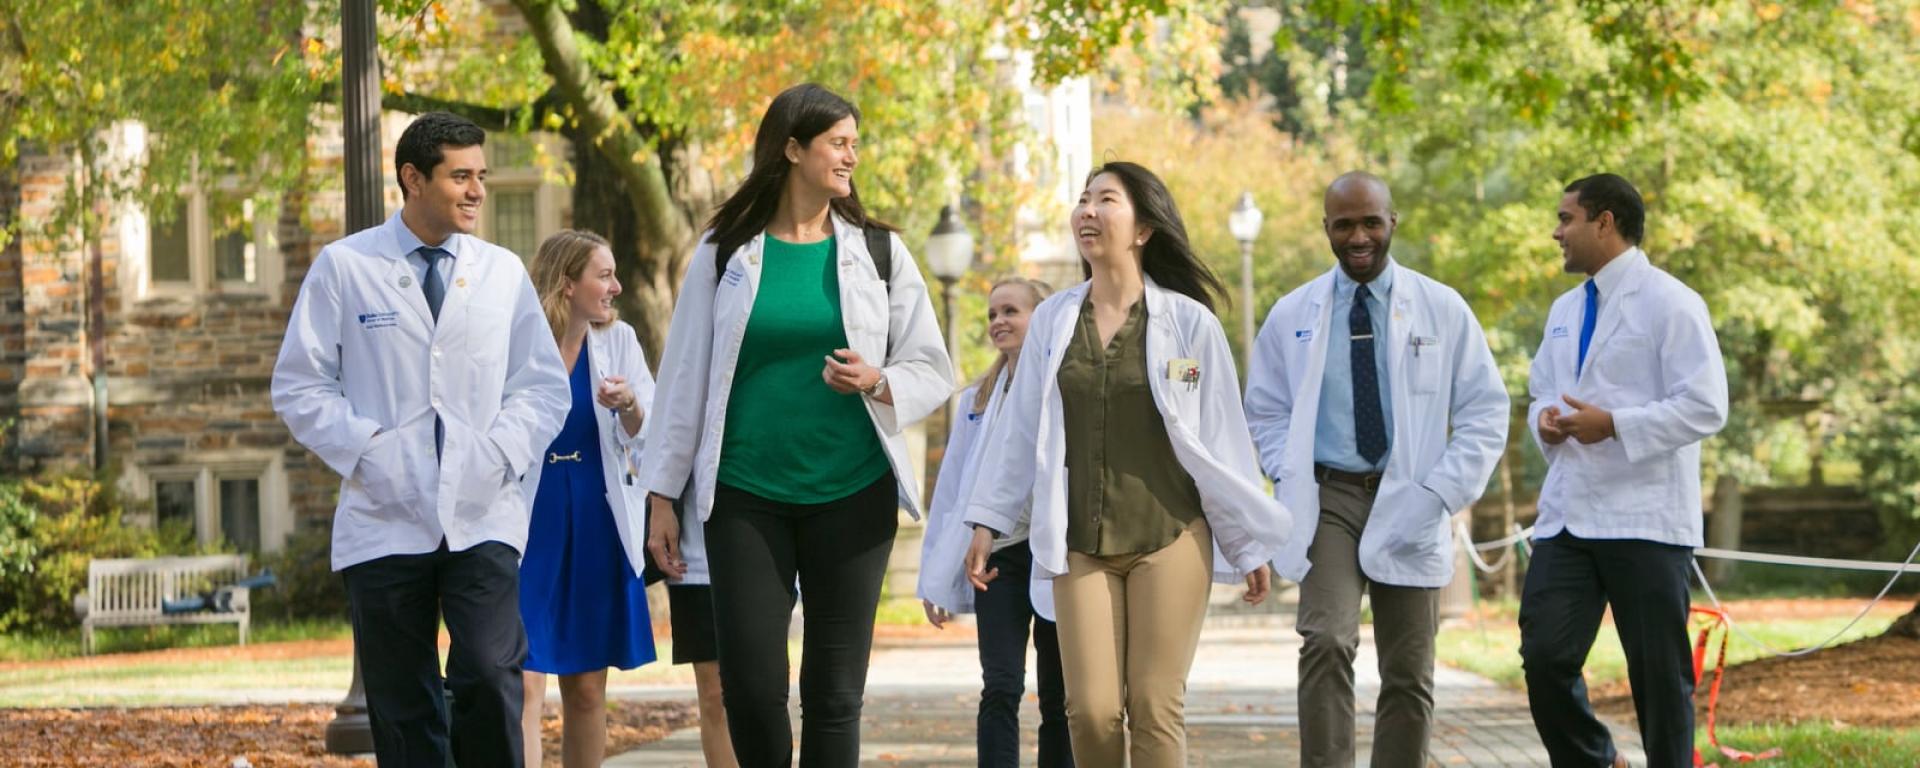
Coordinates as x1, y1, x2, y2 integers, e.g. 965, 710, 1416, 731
1333, 255, 1396, 299
1590, 246, 1643, 297
389, 210, 464, 259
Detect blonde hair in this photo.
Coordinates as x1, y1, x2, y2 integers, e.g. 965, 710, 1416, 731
529, 229, 614, 342
971, 277, 1053, 415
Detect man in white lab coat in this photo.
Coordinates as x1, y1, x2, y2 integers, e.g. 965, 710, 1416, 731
272, 112, 569, 768
1521, 174, 1728, 768
1245, 172, 1509, 768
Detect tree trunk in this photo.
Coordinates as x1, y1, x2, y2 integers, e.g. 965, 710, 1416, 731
1707, 474, 1743, 584
545, 1, 713, 366
1888, 599, 1920, 640
567, 131, 690, 367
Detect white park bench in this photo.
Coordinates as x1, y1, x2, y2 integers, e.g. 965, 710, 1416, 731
74, 555, 252, 655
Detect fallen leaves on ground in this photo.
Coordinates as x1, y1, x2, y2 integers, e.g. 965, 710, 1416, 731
2, 700, 695, 767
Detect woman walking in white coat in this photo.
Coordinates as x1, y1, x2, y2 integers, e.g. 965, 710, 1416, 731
919, 277, 1072, 768
641, 83, 953, 767
964, 161, 1290, 768
516, 229, 658, 768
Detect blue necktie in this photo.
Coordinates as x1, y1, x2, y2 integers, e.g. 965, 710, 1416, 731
417, 246, 451, 321
1577, 279, 1598, 377
417, 246, 451, 459
1351, 285, 1387, 465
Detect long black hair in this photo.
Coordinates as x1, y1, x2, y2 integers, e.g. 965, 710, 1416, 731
706, 83, 893, 275
1081, 161, 1229, 312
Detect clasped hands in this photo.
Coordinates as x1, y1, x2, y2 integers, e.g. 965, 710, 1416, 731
1538, 394, 1615, 445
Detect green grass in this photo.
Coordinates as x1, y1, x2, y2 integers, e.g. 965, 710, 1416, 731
1437, 600, 1899, 690
0, 618, 352, 663
1699, 722, 1920, 767
0, 655, 357, 707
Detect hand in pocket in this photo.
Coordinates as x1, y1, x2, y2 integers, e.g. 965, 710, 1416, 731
354, 430, 419, 508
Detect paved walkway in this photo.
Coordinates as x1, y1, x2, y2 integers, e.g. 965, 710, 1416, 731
607, 612, 1644, 767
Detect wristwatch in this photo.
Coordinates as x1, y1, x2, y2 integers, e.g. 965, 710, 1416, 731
862, 373, 889, 399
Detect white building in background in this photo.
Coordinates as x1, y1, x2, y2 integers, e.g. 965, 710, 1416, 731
997, 44, 1094, 286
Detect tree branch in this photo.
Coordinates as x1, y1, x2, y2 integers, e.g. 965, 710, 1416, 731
311, 81, 563, 132
510, 0, 690, 249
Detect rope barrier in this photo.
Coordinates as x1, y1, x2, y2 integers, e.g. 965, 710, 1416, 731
1449, 524, 1920, 661
1688, 534, 1920, 659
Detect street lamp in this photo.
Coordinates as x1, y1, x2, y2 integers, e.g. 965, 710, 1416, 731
1227, 191, 1264, 364
922, 204, 974, 417
923, 204, 974, 360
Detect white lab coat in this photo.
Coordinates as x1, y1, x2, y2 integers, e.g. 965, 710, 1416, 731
918, 376, 1057, 620
963, 278, 1291, 582
1245, 261, 1510, 588
518, 321, 655, 575
1527, 248, 1729, 547
639, 214, 955, 521
273, 213, 570, 571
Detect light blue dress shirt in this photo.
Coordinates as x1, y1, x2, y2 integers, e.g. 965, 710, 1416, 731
391, 217, 460, 296
1313, 260, 1395, 472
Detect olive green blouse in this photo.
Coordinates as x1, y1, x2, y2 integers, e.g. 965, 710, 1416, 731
1057, 298, 1202, 556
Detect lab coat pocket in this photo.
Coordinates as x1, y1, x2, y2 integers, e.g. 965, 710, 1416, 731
1593, 334, 1655, 391
1409, 336, 1444, 395
352, 429, 420, 517
843, 278, 890, 353
466, 303, 512, 368
450, 427, 515, 519
1381, 488, 1450, 573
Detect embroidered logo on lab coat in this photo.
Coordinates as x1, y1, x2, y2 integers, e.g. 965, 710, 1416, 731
358, 311, 400, 330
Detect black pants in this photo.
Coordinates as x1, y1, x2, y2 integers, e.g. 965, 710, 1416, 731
975, 540, 1072, 768
342, 541, 526, 768
1519, 534, 1695, 768
707, 475, 899, 768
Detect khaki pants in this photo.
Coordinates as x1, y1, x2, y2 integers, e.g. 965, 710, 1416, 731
1053, 518, 1213, 768
1297, 480, 1439, 768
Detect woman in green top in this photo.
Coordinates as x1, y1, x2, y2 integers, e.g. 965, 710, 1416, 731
640, 83, 953, 767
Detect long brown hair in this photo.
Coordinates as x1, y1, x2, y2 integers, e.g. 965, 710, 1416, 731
971, 277, 1053, 415
706, 83, 894, 273
529, 229, 613, 343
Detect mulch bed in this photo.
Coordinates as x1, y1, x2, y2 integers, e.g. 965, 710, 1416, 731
1594, 632, 1920, 729
0, 700, 696, 767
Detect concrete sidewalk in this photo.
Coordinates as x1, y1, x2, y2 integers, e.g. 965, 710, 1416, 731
606, 615, 1645, 767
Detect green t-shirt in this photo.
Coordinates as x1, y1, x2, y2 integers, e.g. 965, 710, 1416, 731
717, 234, 890, 503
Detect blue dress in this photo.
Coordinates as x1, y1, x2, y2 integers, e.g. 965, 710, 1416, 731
520, 339, 656, 675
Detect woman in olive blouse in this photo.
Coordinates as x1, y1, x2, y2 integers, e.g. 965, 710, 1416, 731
963, 162, 1290, 767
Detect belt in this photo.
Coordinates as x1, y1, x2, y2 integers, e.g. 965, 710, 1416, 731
1314, 463, 1384, 492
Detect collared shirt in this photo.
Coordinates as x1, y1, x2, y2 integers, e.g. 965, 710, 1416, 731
1313, 259, 1395, 472
1058, 298, 1202, 556
391, 217, 462, 294
1584, 243, 1634, 321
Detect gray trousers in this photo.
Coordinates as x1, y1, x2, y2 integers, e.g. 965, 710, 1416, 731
1296, 479, 1440, 768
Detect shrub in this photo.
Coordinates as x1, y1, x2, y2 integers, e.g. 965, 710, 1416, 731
0, 472, 205, 633
250, 521, 348, 623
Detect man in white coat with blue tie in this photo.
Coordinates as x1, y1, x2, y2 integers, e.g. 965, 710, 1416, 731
1521, 174, 1728, 768
1245, 172, 1510, 768
272, 112, 569, 768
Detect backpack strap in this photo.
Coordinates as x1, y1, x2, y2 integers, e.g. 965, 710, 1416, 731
864, 225, 893, 290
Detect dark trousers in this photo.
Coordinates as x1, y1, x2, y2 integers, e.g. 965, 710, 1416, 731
342, 541, 526, 768
974, 540, 1073, 768
707, 475, 899, 768
1519, 534, 1695, 768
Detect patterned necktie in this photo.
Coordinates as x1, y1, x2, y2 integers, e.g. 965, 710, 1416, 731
1577, 279, 1599, 377
1352, 284, 1387, 465
417, 246, 451, 322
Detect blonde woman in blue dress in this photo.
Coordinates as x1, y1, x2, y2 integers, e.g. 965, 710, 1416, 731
517, 229, 657, 767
